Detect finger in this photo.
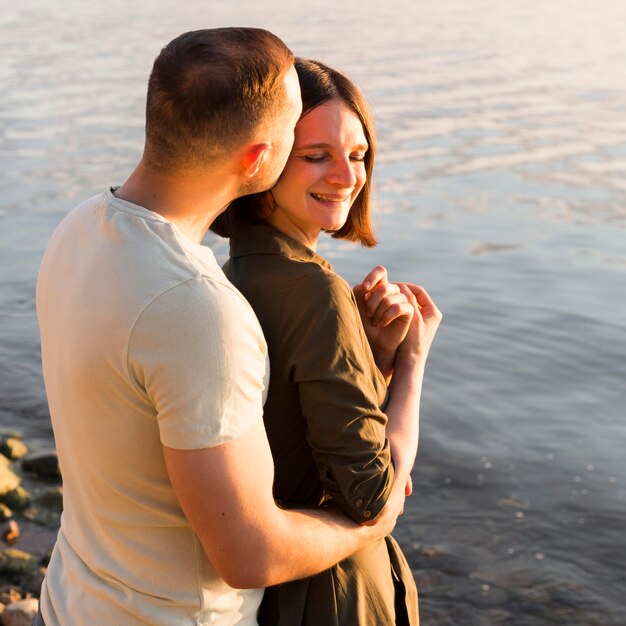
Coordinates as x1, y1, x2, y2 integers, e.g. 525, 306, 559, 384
359, 265, 388, 291
405, 476, 413, 497
364, 274, 398, 304
398, 283, 419, 312
354, 279, 384, 309
401, 283, 443, 325
378, 301, 414, 328
352, 283, 367, 309
365, 282, 401, 318
402, 283, 436, 311
371, 294, 411, 325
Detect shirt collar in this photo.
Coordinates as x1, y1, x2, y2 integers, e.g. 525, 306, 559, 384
229, 224, 334, 272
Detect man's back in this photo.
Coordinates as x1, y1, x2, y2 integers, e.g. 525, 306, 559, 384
36, 189, 269, 625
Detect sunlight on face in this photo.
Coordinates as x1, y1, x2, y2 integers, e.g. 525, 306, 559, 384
268, 99, 368, 249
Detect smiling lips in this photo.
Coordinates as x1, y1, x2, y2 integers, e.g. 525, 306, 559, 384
310, 193, 351, 203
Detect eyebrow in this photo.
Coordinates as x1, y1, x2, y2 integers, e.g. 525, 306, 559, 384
296, 142, 369, 151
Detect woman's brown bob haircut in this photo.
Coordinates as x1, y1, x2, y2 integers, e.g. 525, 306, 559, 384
144, 28, 294, 172
211, 58, 378, 247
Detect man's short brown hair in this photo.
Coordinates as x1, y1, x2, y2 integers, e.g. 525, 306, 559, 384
144, 28, 294, 172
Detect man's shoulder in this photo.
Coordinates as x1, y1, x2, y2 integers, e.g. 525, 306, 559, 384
48, 191, 106, 237
151, 274, 246, 309
136, 274, 261, 340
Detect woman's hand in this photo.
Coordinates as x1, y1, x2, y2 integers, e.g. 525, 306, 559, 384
395, 283, 442, 364
353, 266, 414, 381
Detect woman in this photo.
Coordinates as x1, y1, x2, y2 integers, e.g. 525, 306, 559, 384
211, 59, 441, 625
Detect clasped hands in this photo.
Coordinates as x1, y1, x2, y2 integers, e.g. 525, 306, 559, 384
353, 265, 441, 380
353, 266, 442, 499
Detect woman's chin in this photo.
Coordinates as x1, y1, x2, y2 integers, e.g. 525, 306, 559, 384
321, 218, 348, 233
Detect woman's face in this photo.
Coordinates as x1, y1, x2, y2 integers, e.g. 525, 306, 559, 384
267, 99, 368, 249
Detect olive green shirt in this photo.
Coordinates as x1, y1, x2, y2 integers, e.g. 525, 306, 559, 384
225, 224, 393, 521
224, 224, 418, 625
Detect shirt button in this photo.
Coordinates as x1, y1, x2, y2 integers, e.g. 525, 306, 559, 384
355, 498, 364, 507
363, 510, 372, 519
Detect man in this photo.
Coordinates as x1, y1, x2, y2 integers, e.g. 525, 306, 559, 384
36, 28, 402, 625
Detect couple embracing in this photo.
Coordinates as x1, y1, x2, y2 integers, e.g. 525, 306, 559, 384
36, 27, 440, 626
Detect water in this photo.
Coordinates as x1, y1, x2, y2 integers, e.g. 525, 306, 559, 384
2, 1, 625, 623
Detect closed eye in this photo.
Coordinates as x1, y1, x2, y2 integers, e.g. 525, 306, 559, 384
302, 154, 327, 163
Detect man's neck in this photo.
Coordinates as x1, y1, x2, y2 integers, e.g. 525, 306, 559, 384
114, 160, 237, 243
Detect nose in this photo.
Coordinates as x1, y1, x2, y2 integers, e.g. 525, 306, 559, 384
326, 157, 357, 188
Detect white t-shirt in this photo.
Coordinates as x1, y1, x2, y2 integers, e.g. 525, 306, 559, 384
36, 189, 269, 625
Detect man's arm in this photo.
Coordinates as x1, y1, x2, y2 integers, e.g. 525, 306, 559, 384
163, 419, 403, 590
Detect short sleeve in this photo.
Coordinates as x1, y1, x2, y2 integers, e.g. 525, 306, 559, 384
279, 269, 394, 523
128, 277, 269, 449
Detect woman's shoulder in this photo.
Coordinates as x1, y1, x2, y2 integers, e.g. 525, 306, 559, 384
238, 247, 347, 296
284, 259, 353, 306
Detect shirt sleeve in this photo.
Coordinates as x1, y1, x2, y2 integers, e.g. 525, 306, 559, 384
127, 277, 269, 449
278, 268, 395, 524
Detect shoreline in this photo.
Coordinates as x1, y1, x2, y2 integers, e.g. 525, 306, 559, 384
0, 436, 61, 622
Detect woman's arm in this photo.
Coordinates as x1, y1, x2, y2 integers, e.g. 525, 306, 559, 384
281, 270, 440, 525
281, 271, 399, 523
355, 273, 442, 498
383, 284, 442, 493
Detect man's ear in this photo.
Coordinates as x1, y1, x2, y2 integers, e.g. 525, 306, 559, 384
241, 143, 271, 178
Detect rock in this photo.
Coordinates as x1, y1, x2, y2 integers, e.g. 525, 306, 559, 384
2, 597, 39, 626
0, 505, 12, 523
0, 459, 20, 499
35, 487, 63, 512
0, 439, 28, 462
0, 588, 21, 606
1, 488, 31, 513
1, 521, 19, 543
22, 506, 60, 530
21, 453, 61, 480
0, 549, 37, 577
